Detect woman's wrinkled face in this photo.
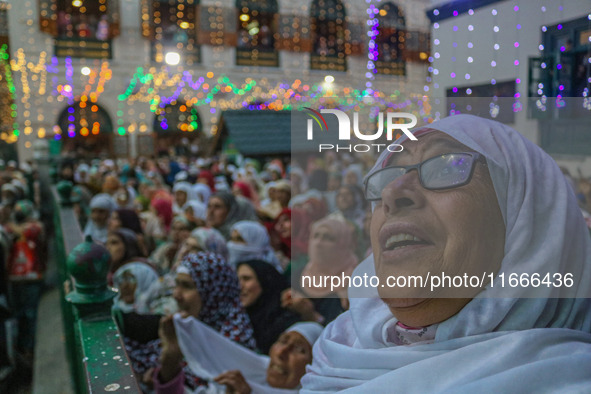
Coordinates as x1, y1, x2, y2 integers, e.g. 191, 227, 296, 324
237, 264, 262, 308
336, 186, 355, 211
206, 197, 229, 228
173, 272, 202, 318
370, 131, 505, 327
266, 331, 312, 389
106, 234, 125, 264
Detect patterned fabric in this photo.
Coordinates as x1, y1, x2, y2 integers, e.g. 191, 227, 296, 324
180, 252, 256, 350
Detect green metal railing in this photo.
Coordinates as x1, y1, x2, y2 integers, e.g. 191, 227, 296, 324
50, 180, 140, 393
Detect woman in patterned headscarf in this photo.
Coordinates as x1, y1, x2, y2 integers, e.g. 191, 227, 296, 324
125, 252, 256, 392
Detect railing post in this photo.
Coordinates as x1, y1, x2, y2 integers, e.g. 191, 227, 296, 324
65, 235, 115, 319
64, 236, 140, 393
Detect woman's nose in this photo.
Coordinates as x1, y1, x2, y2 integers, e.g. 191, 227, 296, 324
380, 170, 425, 216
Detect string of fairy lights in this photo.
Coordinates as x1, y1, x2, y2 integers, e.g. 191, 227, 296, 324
1, 0, 436, 145
428, 2, 591, 119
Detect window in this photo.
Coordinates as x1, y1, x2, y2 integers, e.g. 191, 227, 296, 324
310, 0, 347, 72
375, 2, 405, 75
527, 15, 591, 155
53, 0, 115, 58
236, 0, 278, 67
529, 16, 591, 99
151, 0, 199, 65
446, 81, 516, 124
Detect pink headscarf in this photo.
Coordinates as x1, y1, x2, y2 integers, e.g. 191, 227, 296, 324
151, 197, 173, 231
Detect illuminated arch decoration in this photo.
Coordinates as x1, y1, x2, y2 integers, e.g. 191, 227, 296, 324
235, 0, 279, 67
56, 100, 113, 138
150, 0, 200, 65
376, 2, 406, 76
153, 101, 202, 135
310, 0, 347, 72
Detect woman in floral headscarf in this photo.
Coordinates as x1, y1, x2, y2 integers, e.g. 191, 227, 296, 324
124, 252, 256, 391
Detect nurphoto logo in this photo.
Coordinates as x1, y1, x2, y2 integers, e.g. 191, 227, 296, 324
304, 107, 418, 152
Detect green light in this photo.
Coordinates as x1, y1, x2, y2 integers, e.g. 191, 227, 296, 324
117, 127, 125, 135
13, 130, 19, 136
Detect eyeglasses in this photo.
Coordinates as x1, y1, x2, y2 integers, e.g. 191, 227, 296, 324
364, 152, 484, 201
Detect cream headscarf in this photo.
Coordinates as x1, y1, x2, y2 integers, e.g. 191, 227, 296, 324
301, 114, 591, 393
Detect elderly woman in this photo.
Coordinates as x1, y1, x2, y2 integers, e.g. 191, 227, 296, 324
301, 115, 591, 392
156, 317, 322, 393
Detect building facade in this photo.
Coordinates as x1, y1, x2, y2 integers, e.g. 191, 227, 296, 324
426, 0, 591, 173
6, 0, 432, 161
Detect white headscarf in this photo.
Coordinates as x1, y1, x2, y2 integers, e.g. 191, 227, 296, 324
112, 262, 159, 313
172, 315, 322, 393
184, 200, 207, 221
227, 220, 283, 272
172, 181, 193, 214
301, 114, 591, 392
192, 183, 212, 204
84, 193, 116, 243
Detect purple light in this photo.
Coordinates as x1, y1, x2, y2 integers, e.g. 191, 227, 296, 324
453, 10, 458, 16
560, 46, 566, 52
210, 108, 216, 114
516, 78, 521, 84
451, 72, 456, 78
452, 87, 458, 93
68, 115, 75, 122
453, 26, 458, 31
557, 24, 563, 30
514, 42, 519, 48
514, 92, 520, 98
514, 60, 520, 66
67, 107, 75, 114
491, 79, 496, 85
516, 24, 521, 29
513, 6, 519, 11
559, 85, 564, 91
557, 64, 562, 70
452, 42, 458, 47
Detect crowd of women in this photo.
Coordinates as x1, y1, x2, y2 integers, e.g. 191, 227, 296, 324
1, 113, 591, 392
54, 152, 371, 392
